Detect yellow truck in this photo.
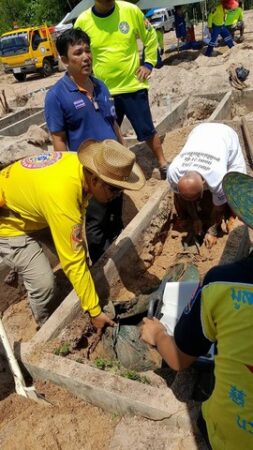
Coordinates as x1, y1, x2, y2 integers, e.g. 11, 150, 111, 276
0, 25, 58, 82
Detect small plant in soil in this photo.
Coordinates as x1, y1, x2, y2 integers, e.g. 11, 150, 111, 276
75, 358, 84, 364
53, 342, 71, 357
94, 357, 118, 371
120, 370, 151, 385
94, 358, 151, 384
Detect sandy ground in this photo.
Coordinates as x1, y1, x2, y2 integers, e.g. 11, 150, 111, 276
1, 9, 253, 450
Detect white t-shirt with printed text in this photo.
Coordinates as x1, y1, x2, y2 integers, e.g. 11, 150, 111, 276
168, 123, 246, 206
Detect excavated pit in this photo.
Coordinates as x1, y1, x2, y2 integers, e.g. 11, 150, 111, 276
0, 91, 253, 424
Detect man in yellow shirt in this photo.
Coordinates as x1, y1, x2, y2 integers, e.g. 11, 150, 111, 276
75, 0, 168, 179
0, 140, 145, 328
225, 1, 244, 40
206, 0, 235, 57
141, 171, 253, 450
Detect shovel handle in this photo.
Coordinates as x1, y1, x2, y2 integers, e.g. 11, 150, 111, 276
0, 318, 26, 387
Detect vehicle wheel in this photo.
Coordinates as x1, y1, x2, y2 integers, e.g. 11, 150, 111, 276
13, 73, 26, 82
42, 59, 53, 77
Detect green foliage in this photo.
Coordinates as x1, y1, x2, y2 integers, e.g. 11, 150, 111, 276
0, 0, 28, 33
53, 341, 71, 356
94, 357, 119, 371
120, 370, 151, 384
0, 0, 80, 35
94, 358, 151, 384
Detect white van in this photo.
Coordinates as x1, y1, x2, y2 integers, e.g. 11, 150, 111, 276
149, 8, 175, 32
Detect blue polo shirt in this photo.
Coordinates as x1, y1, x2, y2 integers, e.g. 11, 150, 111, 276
45, 74, 117, 151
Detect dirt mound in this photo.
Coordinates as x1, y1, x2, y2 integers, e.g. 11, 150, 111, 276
0, 125, 51, 168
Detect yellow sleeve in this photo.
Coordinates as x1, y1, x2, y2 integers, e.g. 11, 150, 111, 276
43, 193, 101, 317
156, 30, 164, 50
135, 7, 158, 67
207, 12, 213, 28
74, 12, 85, 29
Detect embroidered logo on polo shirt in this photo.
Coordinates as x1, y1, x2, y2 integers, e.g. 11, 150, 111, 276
110, 105, 116, 117
21, 152, 62, 169
74, 99, 86, 110
119, 21, 130, 34
70, 224, 83, 250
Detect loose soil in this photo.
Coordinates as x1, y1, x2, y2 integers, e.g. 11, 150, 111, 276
1, 10, 253, 449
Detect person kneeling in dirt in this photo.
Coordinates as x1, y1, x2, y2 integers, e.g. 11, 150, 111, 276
167, 122, 246, 248
0, 140, 145, 327
141, 171, 253, 450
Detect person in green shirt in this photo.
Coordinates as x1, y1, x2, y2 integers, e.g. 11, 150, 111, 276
206, 1, 235, 57
75, 0, 168, 179
225, 2, 244, 41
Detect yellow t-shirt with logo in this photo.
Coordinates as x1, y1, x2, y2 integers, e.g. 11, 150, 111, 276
0, 152, 100, 317
201, 282, 253, 450
75, 1, 158, 95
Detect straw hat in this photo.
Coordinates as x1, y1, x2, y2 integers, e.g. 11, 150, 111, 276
223, 172, 253, 227
222, 0, 239, 10
78, 139, 145, 191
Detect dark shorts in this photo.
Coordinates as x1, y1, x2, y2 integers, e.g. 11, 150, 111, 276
113, 89, 156, 142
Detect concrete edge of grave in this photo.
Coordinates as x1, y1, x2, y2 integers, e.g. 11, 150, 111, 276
20, 348, 191, 423
22, 181, 170, 351
208, 91, 233, 122
209, 88, 253, 124
0, 109, 45, 137
124, 96, 189, 147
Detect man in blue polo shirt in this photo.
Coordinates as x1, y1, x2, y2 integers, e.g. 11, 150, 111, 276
45, 28, 124, 263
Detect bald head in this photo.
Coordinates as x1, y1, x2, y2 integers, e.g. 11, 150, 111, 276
178, 171, 204, 201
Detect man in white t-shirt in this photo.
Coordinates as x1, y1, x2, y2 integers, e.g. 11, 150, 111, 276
167, 123, 246, 248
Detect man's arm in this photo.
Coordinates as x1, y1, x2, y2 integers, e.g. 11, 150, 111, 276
134, 7, 158, 80
204, 203, 226, 248
207, 11, 213, 30
113, 122, 125, 145
45, 89, 67, 150
43, 189, 114, 329
141, 318, 196, 370
51, 131, 68, 152
141, 285, 213, 370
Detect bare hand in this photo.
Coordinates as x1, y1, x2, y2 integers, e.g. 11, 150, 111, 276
91, 312, 115, 330
226, 215, 236, 233
136, 65, 152, 82
204, 233, 217, 249
193, 219, 203, 236
140, 317, 167, 347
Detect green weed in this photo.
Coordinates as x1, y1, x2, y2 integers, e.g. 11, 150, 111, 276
53, 342, 71, 357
